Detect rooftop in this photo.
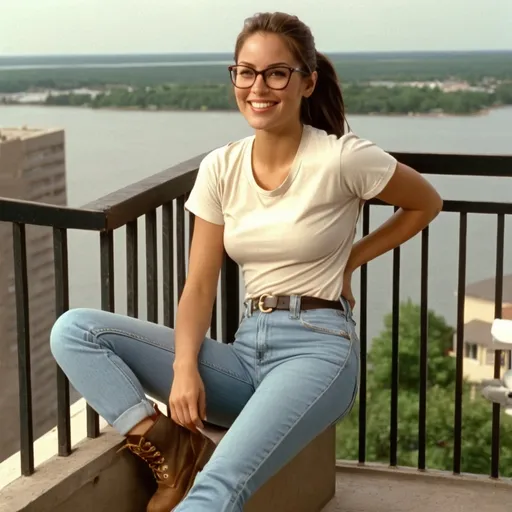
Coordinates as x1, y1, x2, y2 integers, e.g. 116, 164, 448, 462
465, 274, 512, 304
0, 127, 61, 142
464, 319, 512, 349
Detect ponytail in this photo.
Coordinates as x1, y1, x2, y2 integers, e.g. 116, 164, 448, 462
301, 51, 348, 138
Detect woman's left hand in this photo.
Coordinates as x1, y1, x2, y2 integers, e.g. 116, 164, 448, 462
341, 271, 356, 311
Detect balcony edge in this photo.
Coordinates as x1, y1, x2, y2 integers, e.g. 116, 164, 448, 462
335, 459, 512, 488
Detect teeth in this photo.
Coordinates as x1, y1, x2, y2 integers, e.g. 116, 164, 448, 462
251, 102, 275, 109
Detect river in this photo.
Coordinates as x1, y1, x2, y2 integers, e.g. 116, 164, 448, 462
1, 104, 511, 343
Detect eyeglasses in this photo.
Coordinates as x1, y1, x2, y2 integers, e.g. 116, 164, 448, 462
228, 65, 308, 90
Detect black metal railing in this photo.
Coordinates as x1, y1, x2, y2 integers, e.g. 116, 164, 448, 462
1, 151, 511, 482
358, 153, 512, 479
0, 153, 241, 476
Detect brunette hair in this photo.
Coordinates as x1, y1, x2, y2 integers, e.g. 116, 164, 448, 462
234, 12, 348, 138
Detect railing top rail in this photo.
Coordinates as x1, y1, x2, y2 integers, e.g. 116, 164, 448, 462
369, 198, 512, 215
390, 152, 512, 177
0, 197, 106, 230
0, 153, 205, 231
0, 151, 510, 230
81, 152, 206, 231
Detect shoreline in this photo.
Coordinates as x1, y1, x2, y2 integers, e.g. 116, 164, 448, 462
0, 102, 503, 119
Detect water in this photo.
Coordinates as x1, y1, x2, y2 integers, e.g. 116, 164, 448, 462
1, 105, 511, 343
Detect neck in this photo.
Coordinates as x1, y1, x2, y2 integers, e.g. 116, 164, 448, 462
253, 122, 304, 170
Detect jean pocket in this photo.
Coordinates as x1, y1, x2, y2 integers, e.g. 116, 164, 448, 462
299, 308, 352, 339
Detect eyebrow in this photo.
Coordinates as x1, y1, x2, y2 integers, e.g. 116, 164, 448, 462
237, 61, 291, 68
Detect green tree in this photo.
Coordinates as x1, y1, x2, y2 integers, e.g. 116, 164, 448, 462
369, 299, 456, 391
336, 301, 512, 477
496, 83, 512, 105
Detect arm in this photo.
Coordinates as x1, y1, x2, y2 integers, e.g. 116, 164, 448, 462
173, 216, 225, 370
170, 216, 224, 430
345, 162, 443, 274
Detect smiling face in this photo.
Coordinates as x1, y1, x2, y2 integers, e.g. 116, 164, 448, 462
233, 32, 317, 134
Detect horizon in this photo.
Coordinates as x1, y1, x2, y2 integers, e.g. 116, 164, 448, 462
2, 49, 512, 59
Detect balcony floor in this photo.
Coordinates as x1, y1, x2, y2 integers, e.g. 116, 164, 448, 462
325, 463, 510, 512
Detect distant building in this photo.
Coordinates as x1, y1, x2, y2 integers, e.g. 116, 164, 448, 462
451, 275, 512, 384
0, 127, 67, 462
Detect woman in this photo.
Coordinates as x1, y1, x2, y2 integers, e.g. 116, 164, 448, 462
51, 11, 443, 512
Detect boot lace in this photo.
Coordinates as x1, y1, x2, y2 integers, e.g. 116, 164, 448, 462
120, 437, 170, 482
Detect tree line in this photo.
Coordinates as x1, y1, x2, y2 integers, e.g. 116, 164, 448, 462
1, 51, 511, 91
34, 82, 512, 116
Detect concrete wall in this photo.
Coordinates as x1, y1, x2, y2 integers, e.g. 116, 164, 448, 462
0, 426, 336, 512
464, 296, 498, 324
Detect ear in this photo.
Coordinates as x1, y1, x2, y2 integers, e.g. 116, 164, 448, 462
302, 70, 318, 99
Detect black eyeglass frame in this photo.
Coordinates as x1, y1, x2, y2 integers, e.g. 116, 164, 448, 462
228, 64, 309, 90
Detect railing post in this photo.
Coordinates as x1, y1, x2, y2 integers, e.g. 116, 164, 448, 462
126, 220, 139, 318
491, 213, 505, 478
162, 201, 174, 328
146, 210, 158, 323
358, 202, 370, 464
12, 222, 34, 476
453, 212, 467, 475
53, 227, 72, 456
223, 255, 240, 344
176, 196, 186, 299
418, 226, 429, 471
389, 207, 401, 468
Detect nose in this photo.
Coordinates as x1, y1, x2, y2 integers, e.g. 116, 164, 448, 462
250, 73, 269, 94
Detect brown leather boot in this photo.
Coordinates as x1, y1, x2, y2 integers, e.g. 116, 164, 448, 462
121, 412, 216, 511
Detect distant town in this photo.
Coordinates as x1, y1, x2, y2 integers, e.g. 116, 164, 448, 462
1, 51, 511, 116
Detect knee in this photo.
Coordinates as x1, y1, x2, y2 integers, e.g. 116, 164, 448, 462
50, 308, 96, 363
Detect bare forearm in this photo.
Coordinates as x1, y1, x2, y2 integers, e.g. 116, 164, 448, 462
173, 286, 215, 368
346, 208, 440, 273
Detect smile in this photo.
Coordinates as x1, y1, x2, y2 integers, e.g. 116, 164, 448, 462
248, 101, 278, 112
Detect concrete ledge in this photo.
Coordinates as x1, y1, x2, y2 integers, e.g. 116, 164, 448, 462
0, 398, 108, 491
7, 427, 510, 512
0, 428, 154, 512
1, 425, 336, 512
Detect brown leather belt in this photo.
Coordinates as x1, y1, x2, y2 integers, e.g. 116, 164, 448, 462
249, 294, 343, 313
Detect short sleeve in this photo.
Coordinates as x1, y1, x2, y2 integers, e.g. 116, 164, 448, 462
184, 151, 224, 225
339, 133, 397, 200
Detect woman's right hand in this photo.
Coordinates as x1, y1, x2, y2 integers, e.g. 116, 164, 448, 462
169, 362, 207, 432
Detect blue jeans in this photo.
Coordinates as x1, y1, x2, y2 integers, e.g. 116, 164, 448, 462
50, 296, 359, 512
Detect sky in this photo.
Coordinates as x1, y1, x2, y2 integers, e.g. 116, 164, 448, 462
0, 0, 511, 55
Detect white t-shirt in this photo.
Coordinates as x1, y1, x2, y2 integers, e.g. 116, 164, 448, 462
185, 124, 397, 301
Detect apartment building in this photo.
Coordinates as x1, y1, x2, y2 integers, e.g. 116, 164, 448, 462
451, 275, 512, 384
0, 127, 67, 462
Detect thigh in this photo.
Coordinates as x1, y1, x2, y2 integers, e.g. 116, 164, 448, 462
197, 345, 359, 507
76, 308, 255, 428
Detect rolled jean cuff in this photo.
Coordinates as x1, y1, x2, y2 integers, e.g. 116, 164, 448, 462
112, 399, 157, 435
